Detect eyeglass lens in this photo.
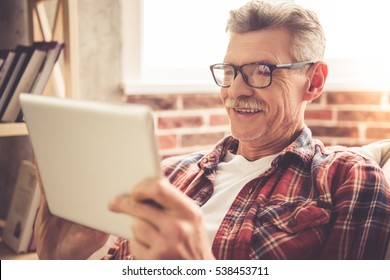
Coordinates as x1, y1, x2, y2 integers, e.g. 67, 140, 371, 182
212, 64, 272, 88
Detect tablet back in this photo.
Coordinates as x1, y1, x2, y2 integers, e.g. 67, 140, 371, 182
19, 93, 161, 239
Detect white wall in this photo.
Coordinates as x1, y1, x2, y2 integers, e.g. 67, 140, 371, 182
77, 0, 123, 102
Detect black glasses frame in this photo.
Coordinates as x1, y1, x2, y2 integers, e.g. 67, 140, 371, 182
210, 60, 314, 89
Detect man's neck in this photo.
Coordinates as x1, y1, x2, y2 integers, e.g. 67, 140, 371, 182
236, 128, 303, 161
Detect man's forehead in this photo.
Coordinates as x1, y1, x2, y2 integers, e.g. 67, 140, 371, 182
224, 29, 293, 64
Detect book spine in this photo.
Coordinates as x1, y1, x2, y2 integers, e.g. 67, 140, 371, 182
0, 42, 63, 122
0, 45, 33, 118
0, 51, 16, 94
1, 49, 47, 122
18, 178, 41, 253
30, 42, 64, 95
2, 160, 41, 254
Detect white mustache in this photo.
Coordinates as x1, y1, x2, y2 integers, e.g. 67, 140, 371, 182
224, 98, 268, 112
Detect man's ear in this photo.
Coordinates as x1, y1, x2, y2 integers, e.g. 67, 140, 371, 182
303, 61, 328, 102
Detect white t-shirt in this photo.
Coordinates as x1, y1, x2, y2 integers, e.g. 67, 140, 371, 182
201, 151, 278, 244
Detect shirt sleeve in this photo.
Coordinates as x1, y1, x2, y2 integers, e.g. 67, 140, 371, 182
319, 155, 390, 259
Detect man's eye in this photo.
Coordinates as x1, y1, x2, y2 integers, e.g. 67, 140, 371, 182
224, 70, 234, 76
255, 65, 271, 76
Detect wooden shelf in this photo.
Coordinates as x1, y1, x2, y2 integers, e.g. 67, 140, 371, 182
0, 0, 76, 260
0, 241, 38, 260
0, 123, 28, 137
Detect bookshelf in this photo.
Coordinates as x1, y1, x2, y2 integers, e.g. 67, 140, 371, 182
0, 0, 79, 133
0, 0, 78, 260
0, 123, 28, 137
0, 241, 38, 260
0, 0, 78, 140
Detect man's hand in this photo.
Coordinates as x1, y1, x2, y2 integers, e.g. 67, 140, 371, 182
108, 178, 215, 260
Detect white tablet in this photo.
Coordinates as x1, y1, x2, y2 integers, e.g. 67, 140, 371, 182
19, 93, 161, 239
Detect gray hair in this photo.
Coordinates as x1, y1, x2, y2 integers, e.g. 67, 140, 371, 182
226, 0, 326, 61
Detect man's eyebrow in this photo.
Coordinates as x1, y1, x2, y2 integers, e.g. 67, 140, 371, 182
222, 59, 274, 66
249, 60, 274, 65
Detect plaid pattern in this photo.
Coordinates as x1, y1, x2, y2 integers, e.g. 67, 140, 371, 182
105, 126, 390, 259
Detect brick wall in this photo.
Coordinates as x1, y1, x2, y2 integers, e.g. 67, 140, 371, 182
306, 91, 390, 146
124, 90, 390, 157
124, 93, 229, 157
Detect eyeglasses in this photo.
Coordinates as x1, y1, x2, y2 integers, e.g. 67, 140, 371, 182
209, 61, 313, 89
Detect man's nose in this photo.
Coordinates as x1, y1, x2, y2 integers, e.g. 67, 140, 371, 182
227, 72, 254, 99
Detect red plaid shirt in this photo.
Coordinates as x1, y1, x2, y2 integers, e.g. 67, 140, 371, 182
104, 126, 390, 259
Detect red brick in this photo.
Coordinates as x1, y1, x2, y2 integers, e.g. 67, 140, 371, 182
181, 132, 225, 147
338, 111, 390, 122
210, 114, 229, 126
327, 92, 382, 105
158, 116, 204, 129
310, 126, 359, 138
183, 95, 223, 110
304, 109, 333, 120
124, 95, 177, 111
157, 135, 177, 150
366, 127, 390, 139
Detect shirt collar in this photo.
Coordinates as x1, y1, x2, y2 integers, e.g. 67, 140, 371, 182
198, 125, 316, 171
276, 125, 317, 168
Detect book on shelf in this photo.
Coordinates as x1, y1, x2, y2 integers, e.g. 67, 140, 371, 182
0, 41, 63, 123
1, 41, 61, 123
1, 48, 47, 122
30, 42, 64, 96
0, 50, 16, 93
2, 160, 41, 254
0, 45, 34, 119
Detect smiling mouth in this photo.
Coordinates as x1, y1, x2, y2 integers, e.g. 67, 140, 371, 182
234, 108, 263, 114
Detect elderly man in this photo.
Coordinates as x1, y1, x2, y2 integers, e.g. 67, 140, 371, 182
35, 0, 390, 260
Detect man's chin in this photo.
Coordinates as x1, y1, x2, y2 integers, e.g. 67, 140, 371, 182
231, 130, 267, 143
